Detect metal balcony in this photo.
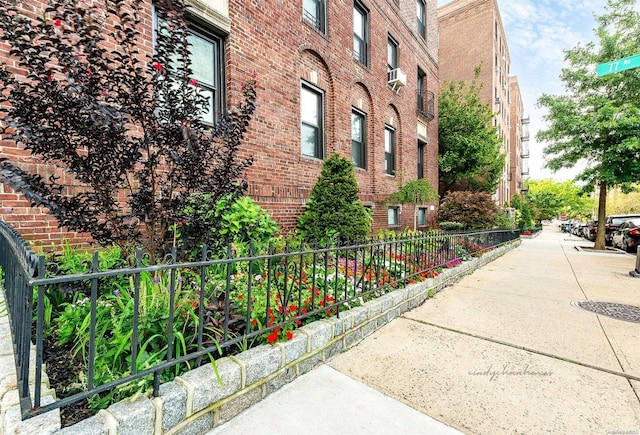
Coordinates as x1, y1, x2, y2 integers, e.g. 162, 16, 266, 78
417, 90, 435, 122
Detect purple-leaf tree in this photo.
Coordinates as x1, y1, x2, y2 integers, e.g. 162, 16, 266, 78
0, 0, 255, 263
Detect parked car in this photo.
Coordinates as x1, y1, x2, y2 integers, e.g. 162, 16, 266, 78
611, 218, 640, 252
572, 222, 587, 237
585, 220, 598, 241
605, 214, 640, 246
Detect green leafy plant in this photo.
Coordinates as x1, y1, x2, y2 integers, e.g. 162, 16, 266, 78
494, 210, 515, 229
297, 153, 371, 242
175, 194, 278, 260
54, 268, 219, 411
386, 178, 439, 231
438, 221, 464, 231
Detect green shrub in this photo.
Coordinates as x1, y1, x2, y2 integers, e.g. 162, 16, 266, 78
437, 191, 498, 230
438, 221, 464, 231
176, 194, 278, 259
494, 210, 515, 229
297, 153, 371, 242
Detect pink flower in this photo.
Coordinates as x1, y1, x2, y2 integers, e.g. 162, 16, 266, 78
189, 78, 198, 86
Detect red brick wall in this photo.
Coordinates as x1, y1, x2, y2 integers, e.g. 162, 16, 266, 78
0, 0, 440, 250
228, 0, 440, 233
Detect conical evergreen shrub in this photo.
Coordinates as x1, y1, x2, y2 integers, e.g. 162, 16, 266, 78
297, 153, 371, 242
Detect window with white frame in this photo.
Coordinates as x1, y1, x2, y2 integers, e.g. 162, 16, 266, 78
388, 207, 399, 226
353, 1, 368, 65
153, 12, 225, 126
351, 109, 366, 168
301, 82, 324, 159
384, 125, 395, 175
387, 35, 398, 73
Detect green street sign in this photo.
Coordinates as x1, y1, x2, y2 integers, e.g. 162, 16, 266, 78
597, 53, 640, 77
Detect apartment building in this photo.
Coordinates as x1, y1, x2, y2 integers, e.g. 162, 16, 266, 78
438, 0, 525, 206
509, 76, 529, 196
0, 0, 440, 245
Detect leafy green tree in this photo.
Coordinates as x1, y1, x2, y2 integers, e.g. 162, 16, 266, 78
297, 153, 371, 242
438, 67, 505, 195
510, 194, 535, 231
606, 186, 640, 214
386, 179, 439, 231
527, 179, 593, 221
537, 0, 640, 250
0, 0, 255, 263
437, 191, 498, 230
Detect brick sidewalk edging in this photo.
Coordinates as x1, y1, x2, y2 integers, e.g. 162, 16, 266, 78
1, 240, 520, 434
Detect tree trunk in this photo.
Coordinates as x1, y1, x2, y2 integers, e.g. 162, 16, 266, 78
594, 181, 607, 250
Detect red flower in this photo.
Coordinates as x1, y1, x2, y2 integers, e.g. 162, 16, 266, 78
47, 75, 53, 83
250, 319, 258, 327
54, 18, 61, 27
288, 304, 297, 312
189, 78, 198, 86
286, 331, 293, 340
154, 62, 163, 71
274, 326, 281, 334
237, 294, 243, 300
266, 331, 278, 344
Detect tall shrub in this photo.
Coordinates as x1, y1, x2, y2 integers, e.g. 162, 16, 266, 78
437, 191, 498, 230
297, 153, 371, 242
0, 0, 255, 263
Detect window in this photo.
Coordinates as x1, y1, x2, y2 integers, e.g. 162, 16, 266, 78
387, 35, 398, 73
153, 13, 225, 126
351, 109, 366, 168
417, 0, 426, 39
388, 207, 399, 226
303, 0, 325, 33
417, 139, 426, 179
384, 125, 395, 175
301, 82, 324, 159
417, 68, 425, 111
353, 1, 368, 65
418, 208, 427, 226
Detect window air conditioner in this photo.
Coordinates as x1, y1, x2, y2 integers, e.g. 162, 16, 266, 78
387, 68, 407, 87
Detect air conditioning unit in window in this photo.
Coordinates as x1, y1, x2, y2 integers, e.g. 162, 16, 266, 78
387, 68, 407, 93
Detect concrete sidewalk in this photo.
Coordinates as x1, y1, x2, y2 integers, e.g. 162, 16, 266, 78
209, 224, 640, 435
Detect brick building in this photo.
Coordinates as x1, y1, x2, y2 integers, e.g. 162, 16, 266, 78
509, 76, 529, 196
438, 0, 526, 206
0, 0, 440, 247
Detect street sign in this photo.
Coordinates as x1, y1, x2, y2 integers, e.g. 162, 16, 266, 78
597, 53, 640, 77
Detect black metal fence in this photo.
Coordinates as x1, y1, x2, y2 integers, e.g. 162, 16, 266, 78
0, 222, 519, 420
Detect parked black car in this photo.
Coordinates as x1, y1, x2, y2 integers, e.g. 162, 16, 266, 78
605, 214, 640, 246
611, 218, 640, 253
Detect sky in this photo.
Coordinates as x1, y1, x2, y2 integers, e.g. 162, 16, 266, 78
437, 0, 610, 181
